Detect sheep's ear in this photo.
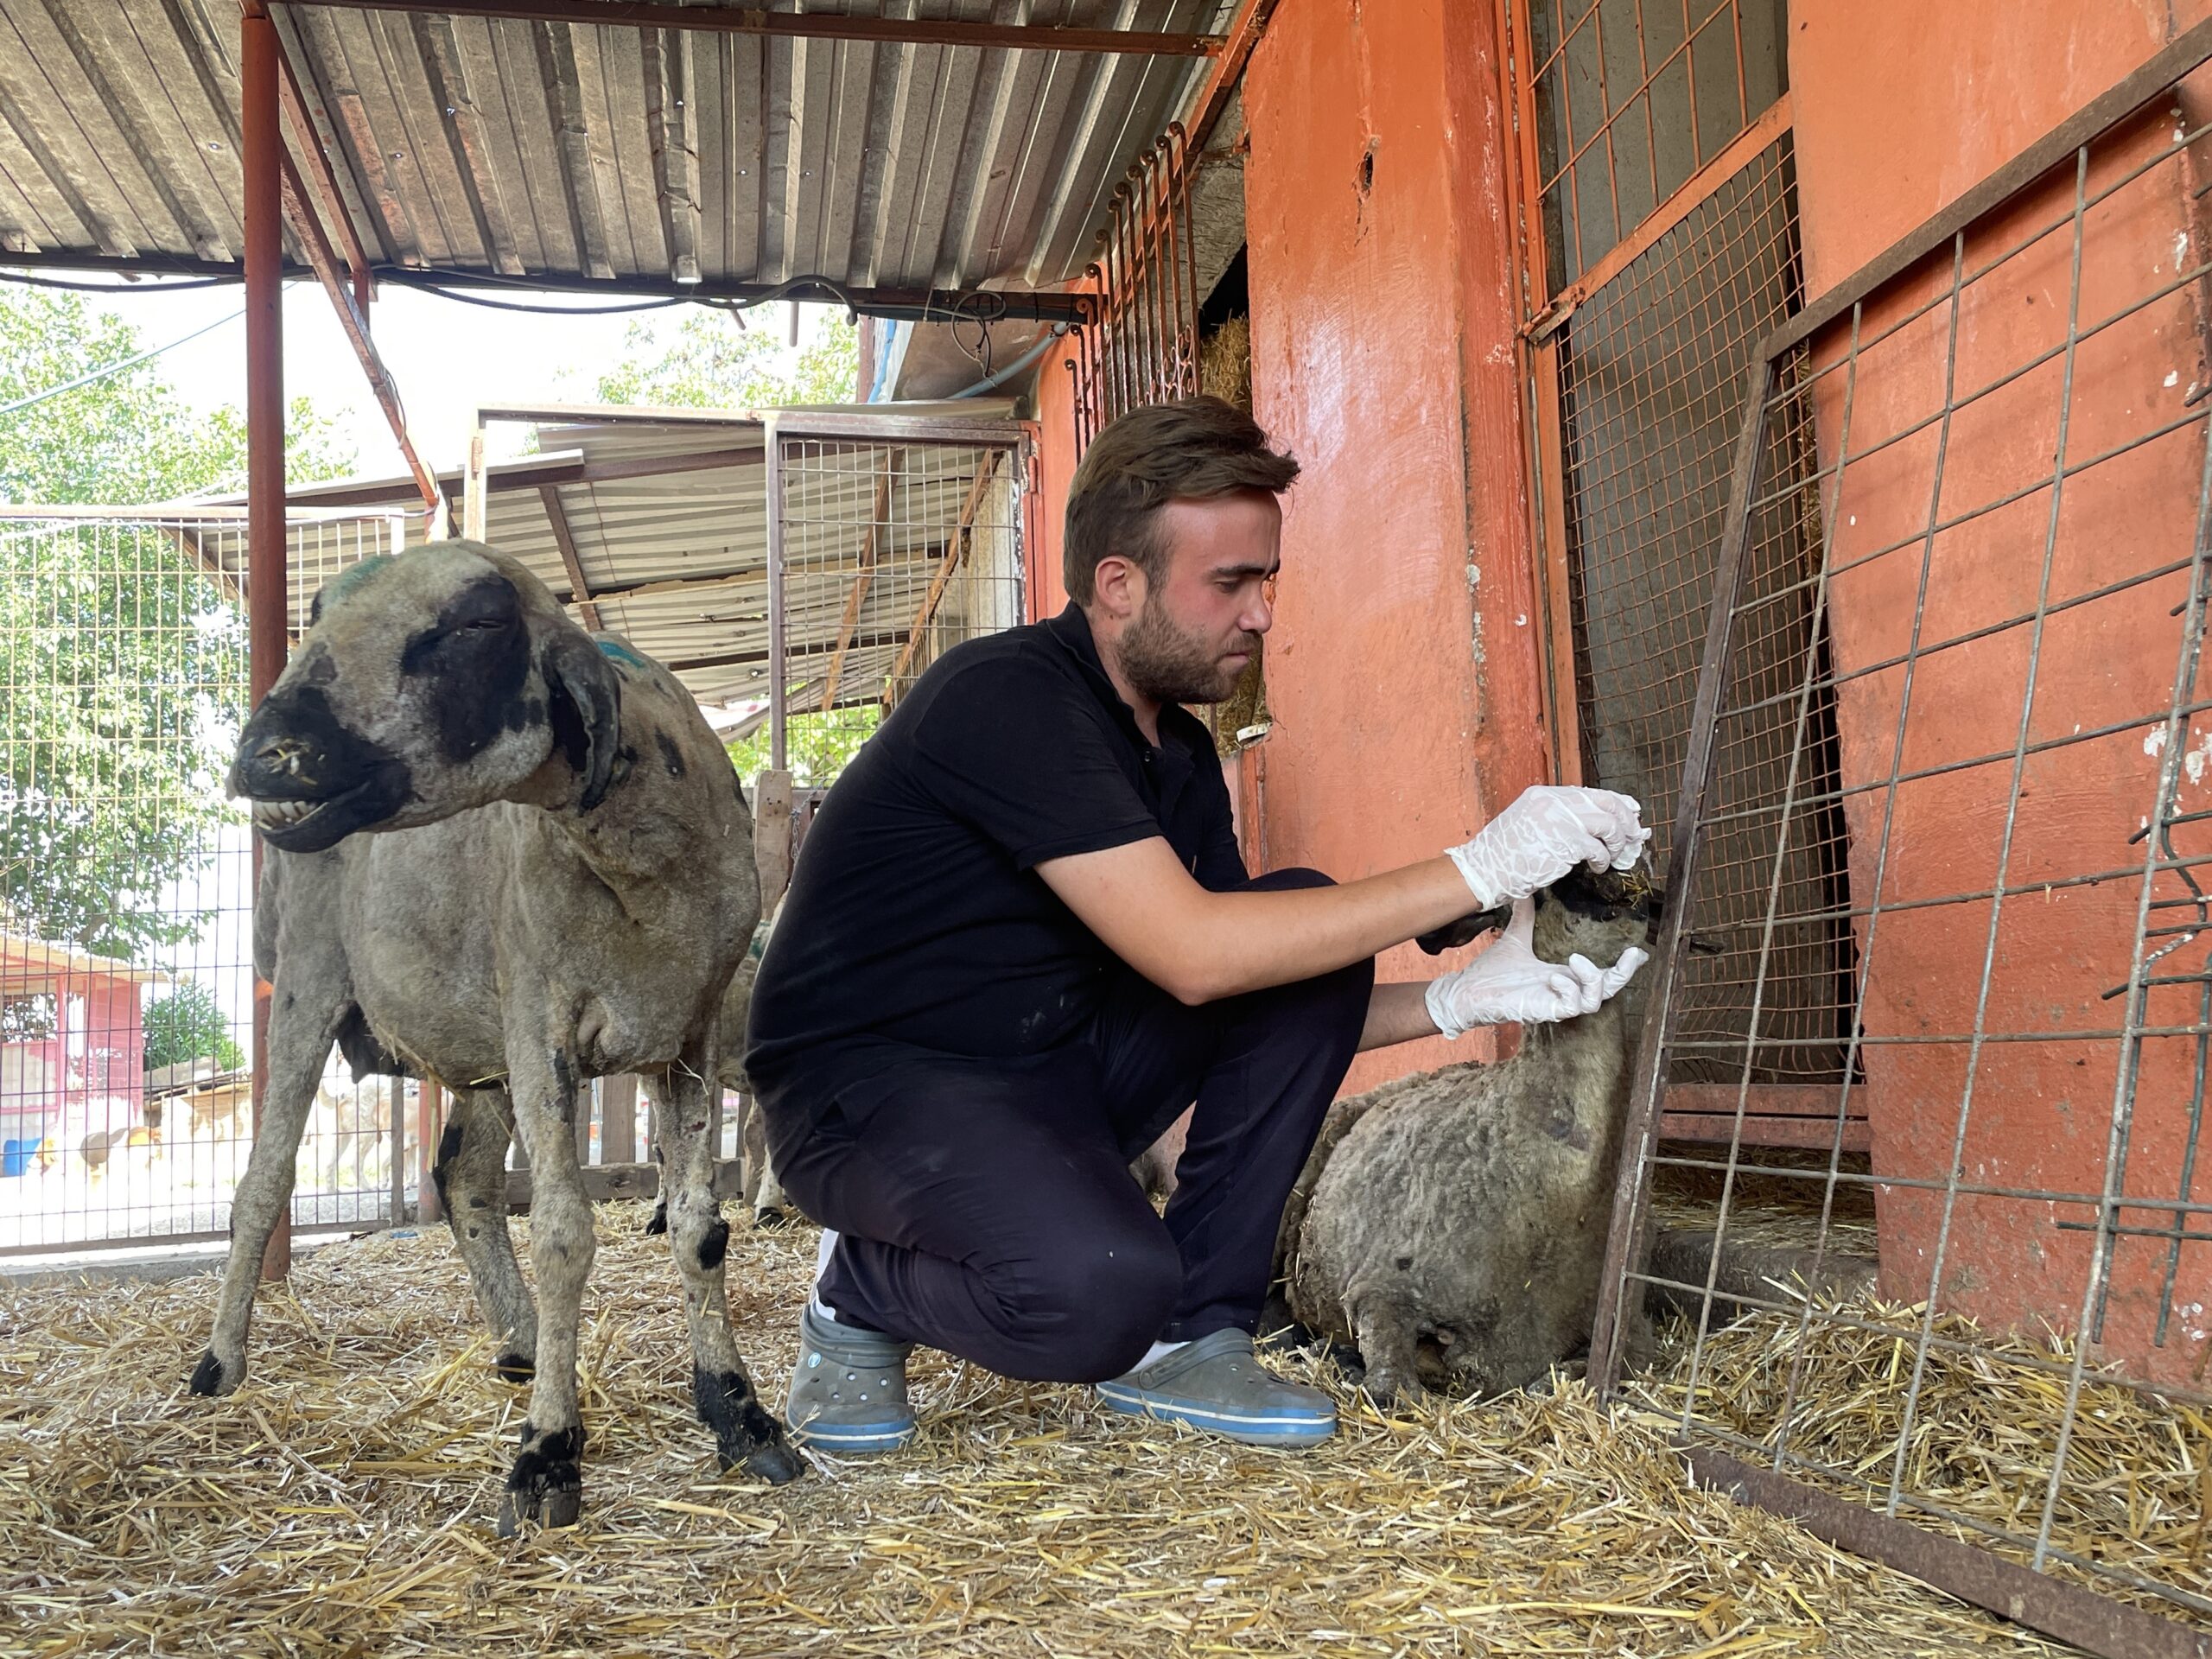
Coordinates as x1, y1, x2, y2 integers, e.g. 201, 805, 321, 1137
542, 630, 622, 810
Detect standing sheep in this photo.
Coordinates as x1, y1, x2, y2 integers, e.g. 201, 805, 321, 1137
1277, 864, 1662, 1402
202, 540, 801, 1531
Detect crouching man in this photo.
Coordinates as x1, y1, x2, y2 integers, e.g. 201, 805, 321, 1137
746, 397, 1649, 1452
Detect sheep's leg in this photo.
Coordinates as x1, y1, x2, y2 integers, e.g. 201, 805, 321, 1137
191, 984, 345, 1397
653, 1042, 804, 1484
433, 1084, 537, 1380
1348, 1288, 1425, 1407
496, 1039, 597, 1535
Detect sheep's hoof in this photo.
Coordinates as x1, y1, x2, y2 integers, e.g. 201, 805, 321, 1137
643, 1203, 668, 1236
188, 1349, 239, 1397
498, 1424, 584, 1537
693, 1364, 805, 1484
491, 1351, 536, 1383
749, 1204, 794, 1230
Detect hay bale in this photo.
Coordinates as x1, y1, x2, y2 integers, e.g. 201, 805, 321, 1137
1200, 315, 1251, 413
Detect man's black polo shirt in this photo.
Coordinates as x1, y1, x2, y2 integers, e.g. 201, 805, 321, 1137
745, 604, 1243, 1119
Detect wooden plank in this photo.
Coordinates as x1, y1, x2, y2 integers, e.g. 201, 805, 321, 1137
415, 1077, 443, 1224
753, 768, 795, 915
882, 451, 1001, 705
537, 484, 603, 628
1658, 1112, 1872, 1154
601, 1073, 637, 1165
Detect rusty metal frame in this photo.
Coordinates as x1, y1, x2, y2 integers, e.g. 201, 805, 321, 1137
1067, 124, 1203, 454
278, 0, 1226, 57
1582, 16, 2212, 1656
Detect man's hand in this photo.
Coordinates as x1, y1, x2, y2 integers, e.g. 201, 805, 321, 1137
1423, 896, 1648, 1038
1444, 785, 1650, 911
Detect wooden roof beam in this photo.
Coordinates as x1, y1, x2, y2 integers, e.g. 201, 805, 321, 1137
276, 144, 443, 518
537, 484, 603, 628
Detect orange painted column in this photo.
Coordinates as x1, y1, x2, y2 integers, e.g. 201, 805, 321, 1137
1243, 0, 1553, 1092
1794, 0, 2212, 1378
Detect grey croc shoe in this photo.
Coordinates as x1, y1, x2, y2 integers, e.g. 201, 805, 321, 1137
1095, 1328, 1336, 1446
785, 1302, 918, 1453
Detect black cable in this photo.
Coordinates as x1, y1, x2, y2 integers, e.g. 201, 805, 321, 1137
397, 283, 690, 316
0, 267, 234, 294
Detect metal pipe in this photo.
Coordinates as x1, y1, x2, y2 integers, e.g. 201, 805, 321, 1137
764, 416, 788, 772
243, 0, 289, 1284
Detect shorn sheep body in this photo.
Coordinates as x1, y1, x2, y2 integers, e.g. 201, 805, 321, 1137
200, 540, 800, 1532
1278, 866, 1658, 1402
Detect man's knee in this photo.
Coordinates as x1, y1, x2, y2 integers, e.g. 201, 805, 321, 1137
988, 1223, 1181, 1383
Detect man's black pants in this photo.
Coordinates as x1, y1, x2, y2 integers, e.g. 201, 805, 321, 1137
766, 868, 1375, 1385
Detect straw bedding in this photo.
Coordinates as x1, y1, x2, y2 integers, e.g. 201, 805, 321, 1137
1, 1207, 2070, 1657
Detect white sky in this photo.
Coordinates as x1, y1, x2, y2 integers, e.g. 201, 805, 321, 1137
79, 277, 836, 476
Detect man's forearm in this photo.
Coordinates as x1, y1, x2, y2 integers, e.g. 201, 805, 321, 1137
1359, 981, 1442, 1052
1040, 837, 1489, 1006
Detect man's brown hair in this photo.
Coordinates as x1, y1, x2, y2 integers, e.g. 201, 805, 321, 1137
1063, 397, 1300, 606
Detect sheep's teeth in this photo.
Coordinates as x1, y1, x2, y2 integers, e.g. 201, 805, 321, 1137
252, 798, 322, 828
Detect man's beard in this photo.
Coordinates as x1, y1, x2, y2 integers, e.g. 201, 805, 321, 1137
1118, 597, 1258, 707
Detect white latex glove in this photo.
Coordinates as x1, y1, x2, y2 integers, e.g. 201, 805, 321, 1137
1445, 785, 1651, 910
1423, 896, 1650, 1039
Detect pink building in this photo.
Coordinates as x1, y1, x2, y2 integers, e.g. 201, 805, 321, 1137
0, 931, 162, 1161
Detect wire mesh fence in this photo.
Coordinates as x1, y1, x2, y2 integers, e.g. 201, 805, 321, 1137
1524, 0, 1789, 288
0, 508, 423, 1255
768, 429, 1026, 789
1595, 41, 2212, 1644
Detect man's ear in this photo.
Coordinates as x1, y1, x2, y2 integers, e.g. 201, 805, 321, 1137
1091, 553, 1147, 621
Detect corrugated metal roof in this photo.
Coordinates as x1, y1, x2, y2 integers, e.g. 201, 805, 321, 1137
182, 397, 1027, 711
0, 2, 1224, 300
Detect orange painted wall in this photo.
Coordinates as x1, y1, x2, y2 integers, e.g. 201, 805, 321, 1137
1030, 334, 1081, 621
1243, 0, 1554, 1091
1793, 1, 2212, 1378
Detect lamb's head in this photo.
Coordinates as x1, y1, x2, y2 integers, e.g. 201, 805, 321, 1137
228, 539, 620, 852
1529, 859, 1661, 969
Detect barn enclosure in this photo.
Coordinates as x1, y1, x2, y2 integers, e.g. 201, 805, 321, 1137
1584, 22, 2212, 1649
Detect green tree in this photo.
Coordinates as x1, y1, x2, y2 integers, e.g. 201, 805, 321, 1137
0, 286, 356, 961
596, 308, 860, 408
725, 702, 879, 792
143, 979, 245, 1073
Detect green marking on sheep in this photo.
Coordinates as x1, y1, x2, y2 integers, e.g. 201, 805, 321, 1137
321, 555, 396, 609
594, 637, 650, 671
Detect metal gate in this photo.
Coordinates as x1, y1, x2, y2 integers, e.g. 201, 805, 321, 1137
0, 506, 421, 1256
1507, 0, 1864, 1150
764, 411, 1029, 791
1592, 23, 2212, 1654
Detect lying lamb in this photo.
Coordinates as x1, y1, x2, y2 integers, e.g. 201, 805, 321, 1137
202, 540, 801, 1530
1276, 863, 1661, 1402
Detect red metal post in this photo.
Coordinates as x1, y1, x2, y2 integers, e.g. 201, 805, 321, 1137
244, 0, 291, 1282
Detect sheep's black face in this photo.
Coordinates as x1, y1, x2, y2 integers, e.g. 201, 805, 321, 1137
231, 668, 415, 852
230, 542, 596, 851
